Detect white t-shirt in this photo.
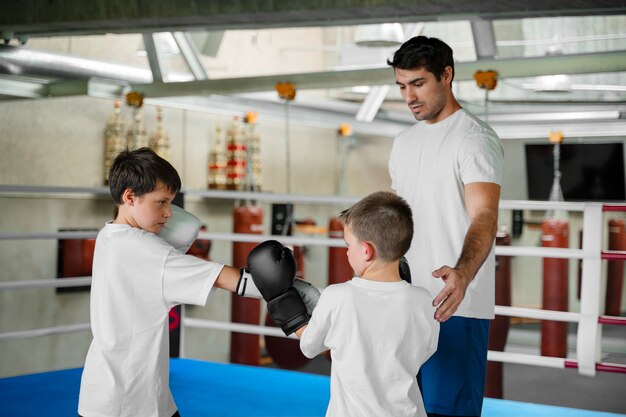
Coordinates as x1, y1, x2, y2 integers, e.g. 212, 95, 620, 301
389, 109, 504, 319
300, 277, 439, 417
78, 222, 224, 417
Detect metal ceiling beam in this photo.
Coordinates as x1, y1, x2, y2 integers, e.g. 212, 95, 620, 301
142, 33, 167, 83
126, 50, 626, 98
2, 0, 625, 38
0, 75, 129, 99
2, 75, 623, 140
172, 32, 209, 80
2, 49, 625, 100
141, 95, 626, 140
0, 44, 153, 83
355, 85, 390, 122
470, 18, 497, 59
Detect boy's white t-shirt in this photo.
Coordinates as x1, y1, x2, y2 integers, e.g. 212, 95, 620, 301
78, 222, 224, 417
389, 109, 504, 319
300, 277, 439, 417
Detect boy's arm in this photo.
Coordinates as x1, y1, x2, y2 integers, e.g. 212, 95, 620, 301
294, 324, 307, 338
214, 265, 241, 292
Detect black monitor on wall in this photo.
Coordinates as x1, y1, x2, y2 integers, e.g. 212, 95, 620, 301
525, 142, 626, 202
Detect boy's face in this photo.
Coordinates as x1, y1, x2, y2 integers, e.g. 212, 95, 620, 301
343, 225, 367, 277
124, 181, 176, 234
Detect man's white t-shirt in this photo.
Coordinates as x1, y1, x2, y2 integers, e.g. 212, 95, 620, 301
78, 223, 224, 417
300, 277, 439, 417
389, 109, 504, 319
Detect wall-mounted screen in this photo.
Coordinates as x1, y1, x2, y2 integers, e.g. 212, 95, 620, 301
525, 142, 625, 201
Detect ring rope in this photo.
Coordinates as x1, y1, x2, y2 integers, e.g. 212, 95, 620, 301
2, 279, 625, 327
494, 306, 581, 323
0, 277, 92, 291
0, 323, 90, 342
0, 230, 597, 262
183, 317, 296, 339
0, 200, 623, 377
600, 250, 626, 261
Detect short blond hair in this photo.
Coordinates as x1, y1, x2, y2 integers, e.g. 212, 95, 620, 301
339, 191, 413, 262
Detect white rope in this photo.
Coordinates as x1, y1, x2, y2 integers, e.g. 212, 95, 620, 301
487, 351, 566, 369
197, 232, 346, 247
1, 230, 587, 260
0, 277, 92, 291
183, 317, 296, 339
0, 185, 110, 195
0, 186, 591, 210
0, 323, 90, 341
495, 306, 581, 322
0, 231, 98, 240
498, 200, 586, 211
495, 245, 583, 259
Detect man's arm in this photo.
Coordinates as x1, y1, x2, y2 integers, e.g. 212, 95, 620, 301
432, 182, 500, 322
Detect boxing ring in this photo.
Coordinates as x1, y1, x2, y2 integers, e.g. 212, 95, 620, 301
1, 191, 625, 416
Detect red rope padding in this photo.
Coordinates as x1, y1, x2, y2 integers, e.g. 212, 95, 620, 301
603, 204, 626, 212
601, 250, 626, 261
598, 316, 626, 326
565, 360, 626, 374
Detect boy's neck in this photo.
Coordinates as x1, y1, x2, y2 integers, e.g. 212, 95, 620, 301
360, 260, 401, 283
113, 205, 137, 228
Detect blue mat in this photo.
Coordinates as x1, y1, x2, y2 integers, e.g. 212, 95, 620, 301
1, 358, 624, 417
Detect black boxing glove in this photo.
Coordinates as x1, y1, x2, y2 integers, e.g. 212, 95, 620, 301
399, 256, 412, 284
247, 240, 309, 335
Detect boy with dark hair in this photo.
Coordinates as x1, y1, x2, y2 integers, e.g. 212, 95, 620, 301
78, 148, 317, 417
293, 191, 439, 417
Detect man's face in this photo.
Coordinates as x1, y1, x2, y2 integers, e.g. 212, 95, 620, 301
128, 181, 175, 234
394, 66, 451, 124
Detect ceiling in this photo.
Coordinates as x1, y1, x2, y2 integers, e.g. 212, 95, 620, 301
1, 0, 625, 138
2, 0, 625, 37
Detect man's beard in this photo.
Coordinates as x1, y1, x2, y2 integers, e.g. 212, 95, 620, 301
410, 86, 448, 122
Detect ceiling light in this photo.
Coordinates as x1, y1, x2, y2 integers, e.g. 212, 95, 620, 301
354, 23, 404, 47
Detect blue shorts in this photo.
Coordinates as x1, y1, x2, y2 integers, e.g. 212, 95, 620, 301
417, 316, 490, 416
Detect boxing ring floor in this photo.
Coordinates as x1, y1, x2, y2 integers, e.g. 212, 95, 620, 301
1, 359, 624, 417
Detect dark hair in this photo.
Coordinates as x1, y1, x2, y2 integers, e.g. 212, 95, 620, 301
109, 147, 181, 204
387, 36, 455, 82
339, 191, 413, 262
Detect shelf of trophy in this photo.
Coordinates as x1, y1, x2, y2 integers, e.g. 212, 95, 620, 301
1, 101, 361, 207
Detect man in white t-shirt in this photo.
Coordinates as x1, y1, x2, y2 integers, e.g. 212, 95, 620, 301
294, 191, 439, 417
387, 36, 504, 417
78, 148, 318, 417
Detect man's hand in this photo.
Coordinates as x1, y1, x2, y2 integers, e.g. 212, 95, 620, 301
431, 265, 471, 322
